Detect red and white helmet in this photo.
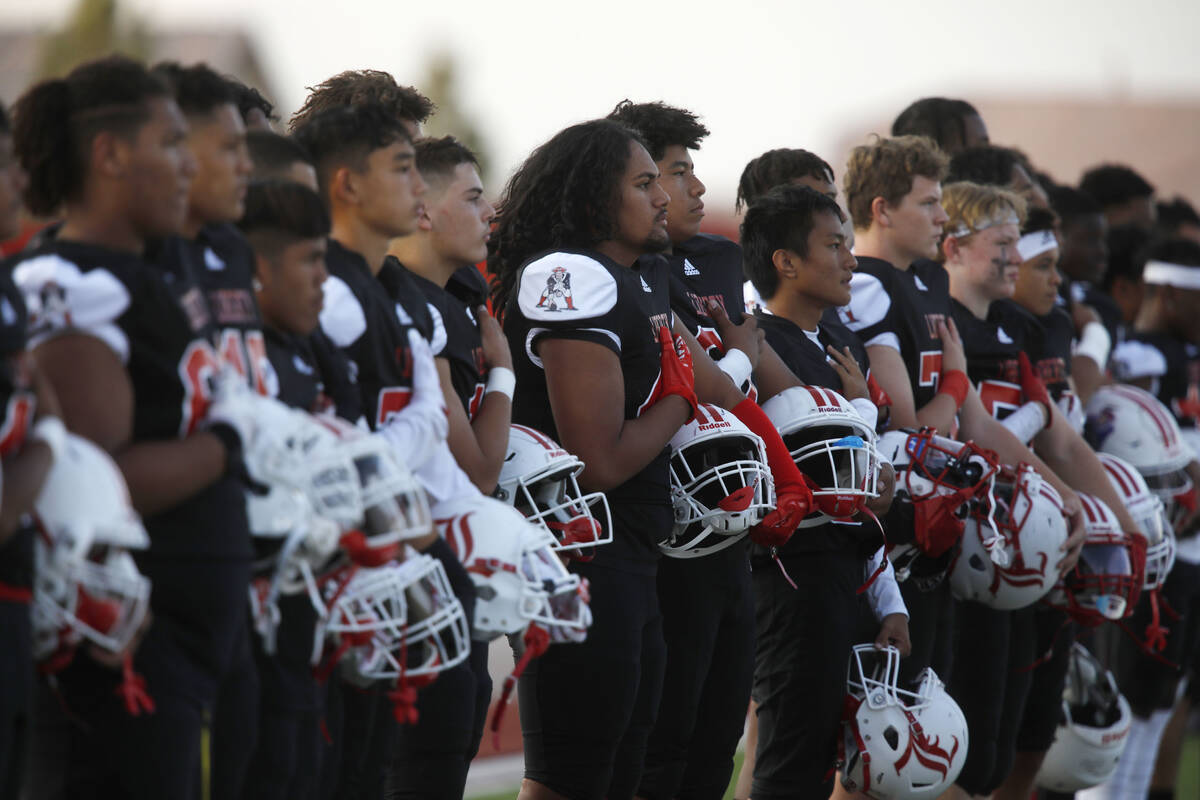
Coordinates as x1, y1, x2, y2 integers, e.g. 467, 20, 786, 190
841, 644, 968, 799
439, 496, 591, 641
762, 386, 878, 525
1098, 452, 1176, 591
877, 429, 999, 587
496, 424, 612, 556
31, 432, 151, 664
314, 550, 471, 685
1045, 492, 1140, 623
950, 465, 1067, 610
1035, 643, 1132, 792
1086, 384, 1195, 524
662, 403, 774, 558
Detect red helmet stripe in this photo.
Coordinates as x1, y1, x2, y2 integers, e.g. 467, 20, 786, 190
805, 385, 829, 407
1112, 385, 1177, 448
1102, 456, 1136, 498
512, 423, 559, 451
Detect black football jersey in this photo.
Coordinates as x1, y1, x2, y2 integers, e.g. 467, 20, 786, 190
841, 257, 952, 411
951, 298, 1026, 420
0, 269, 33, 591
263, 327, 362, 422
1063, 280, 1124, 346
990, 300, 1074, 402
504, 248, 674, 565
318, 244, 433, 431
11, 237, 256, 559
445, 264, 490, 309
1112, 331, 1200, 428
409, 270, 487, 417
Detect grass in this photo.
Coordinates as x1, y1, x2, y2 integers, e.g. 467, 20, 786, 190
469, 738, 1198, 799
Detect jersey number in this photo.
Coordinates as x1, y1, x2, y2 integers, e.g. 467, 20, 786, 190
179, 329, 269, 435
978, 379, 1023, 420
376, 388, 414, 427
918, 351, 943, 389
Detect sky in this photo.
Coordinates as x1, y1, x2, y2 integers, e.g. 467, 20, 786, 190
3, 0, 1198, 208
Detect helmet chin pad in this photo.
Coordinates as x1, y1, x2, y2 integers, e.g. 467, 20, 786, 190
76, 588, 121, 635
718, 484, 757, 513
814, 492, 864, 519
548, 516, 603, 548
913, 491, 970, 557
339, 530, 400, 568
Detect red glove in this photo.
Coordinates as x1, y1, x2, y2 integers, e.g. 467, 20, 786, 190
729, 398, 814, 547
1017, 352, 1052, 429
645, 326, 698, 420
750, 484, 814, 548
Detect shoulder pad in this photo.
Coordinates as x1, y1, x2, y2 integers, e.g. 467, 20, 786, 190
319, 275, 367, 348
841, 271, 891, 331
426, 302, 448, 355
1111, 340, 1168, 381
13, 253, 131, 361
518, 253, 618, 321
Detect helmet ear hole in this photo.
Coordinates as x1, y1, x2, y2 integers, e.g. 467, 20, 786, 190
882, 725, 900, 751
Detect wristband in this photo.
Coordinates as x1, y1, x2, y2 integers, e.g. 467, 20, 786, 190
716, 348, 753, 389
206, 422, 243, 477
937, 370, 970, 410
31, 416, 67, 463
1074, 321, 1112, 368
485, 367, 516, 401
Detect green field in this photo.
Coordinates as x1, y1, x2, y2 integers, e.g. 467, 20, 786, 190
470, 736, 1199, 800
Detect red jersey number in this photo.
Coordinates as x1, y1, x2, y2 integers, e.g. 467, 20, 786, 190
376, 387, 414, 427
978, 379, 1023, 420
179, 329, 271, 435
918, 350, 943, 389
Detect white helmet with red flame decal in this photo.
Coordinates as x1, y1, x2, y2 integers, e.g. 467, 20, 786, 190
950, 465, 1067, 609
1086, 384, 1195, 525
1035, 643, 1132, 792
841, 644, 968, 799
761, 386, 879, 526
661, 403, 774, 559
1098, 452, 1175, 591
439, 496, 591, 641
31, 432, 152, 664
1045, 492, 1140, 623
496, 424, 612, 557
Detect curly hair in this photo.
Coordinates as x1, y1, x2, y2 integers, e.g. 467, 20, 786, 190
290, 70, 434, 132
740, 184, 845, 301
605, 100, 708, 161
487, 119, 646, 317
843, 135, 948, 230
736, 148, 834, 213
13, 55, 171, 216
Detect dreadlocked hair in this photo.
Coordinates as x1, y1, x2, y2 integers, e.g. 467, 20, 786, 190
488, 119, 646, 319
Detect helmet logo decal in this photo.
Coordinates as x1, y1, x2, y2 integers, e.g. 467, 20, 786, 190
894, 713, 960, 780
534, 265, 576, 311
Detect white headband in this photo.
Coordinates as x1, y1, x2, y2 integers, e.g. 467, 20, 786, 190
1143, 260, 1200, 290
1016, 229, 1058, 262
945, 213, 1021, 240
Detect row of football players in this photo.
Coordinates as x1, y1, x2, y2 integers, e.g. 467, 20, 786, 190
0, 56, 1197, 800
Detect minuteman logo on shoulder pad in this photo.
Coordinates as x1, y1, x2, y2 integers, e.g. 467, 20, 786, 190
536, 265, 576, 311
518, 253, 620, 321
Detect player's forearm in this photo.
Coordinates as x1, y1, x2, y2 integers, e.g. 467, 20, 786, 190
576, 396, 691, 493
459, 392, 513, 494
750, 344, 802, 404
116, 434, 228, 517
1035, 422, 1139, 532
914, 394, 958, 436
0, 445, 53, 543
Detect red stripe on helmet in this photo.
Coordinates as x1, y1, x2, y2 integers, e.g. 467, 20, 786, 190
512, 424, 559, 452
1112, 385, 1177, 449
805, 385, 829, 408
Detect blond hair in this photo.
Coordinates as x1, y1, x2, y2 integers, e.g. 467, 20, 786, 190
843, 135, 949, 230
940, 181, 1027, 245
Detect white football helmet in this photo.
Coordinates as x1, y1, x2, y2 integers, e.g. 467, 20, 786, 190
877, 429, 999, 588
1045, 492, 1139, 623
1098, 452, 1176, 591
315, 551, 471, 685
438, 497, 591, 642
1035, 643, 1132, 793
662, 403, 774, 558
1086, 384, 1195, 524
496, 424, 612, 557
762, 386, 878, 526
31, 433, 151, 663
950, 465, 1067, 610
841, 644, 968, 799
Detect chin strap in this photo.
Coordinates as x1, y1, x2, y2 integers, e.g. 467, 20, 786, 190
115, 654, 155, 716
490, 623, 551, 750
387, 631, 438, 726
855, 509, 888, 595
339, 530, 400, 568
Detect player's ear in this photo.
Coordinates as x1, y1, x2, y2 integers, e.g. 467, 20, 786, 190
870, 196, 890, 228
331, 166, 358, 209
772, 248, 799, 281
941, 234, 960, 263
252, 253, 273, 293
417, 204, 435, 232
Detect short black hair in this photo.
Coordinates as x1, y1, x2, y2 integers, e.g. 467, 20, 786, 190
605, 100, 709, 162
1021, 206, 1058, 237
1141, 236, 1200, 270
1079, 164, 1155, 209
947, 145, 1020, 187
152, 61, 238, 117
1103, 223, 1152, 291
1156, 196, 1200, 234
229, 80, 277, 125
740, 184, 845, 301
414, 135, 478, 184
247, 131, 313, 181
291, 103, 411, 202
1048, 185, 1103, 228
891, 97, 981, 152
290, 70, 434, 132
0, 104, 10, 135
239, 180, 330, 258
736, 148, 835, 213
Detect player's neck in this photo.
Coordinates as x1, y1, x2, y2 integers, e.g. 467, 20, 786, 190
765, 291, 824, 333
947, 272, 993, 319
1133, 301, 1170, 336
181, 212, 206, 241
595, 239, 642, 268
330, 215, 391, 277
386, 236, 457, 287
853, 228, 914, 271
58, 204, 144, 255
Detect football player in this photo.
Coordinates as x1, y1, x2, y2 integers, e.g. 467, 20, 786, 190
289, 68, 435, 142
1048, 184, 1125, 343
741, 183, 908, 800
946, 145, 1051, 211
490, 118, 810, 800
938, 180, 1140, 800
9, 56, 272, 799
150, 61, 265, 797
891, 97, 989, 156
1080, 163, 1157, 232
247, 130, 319, 189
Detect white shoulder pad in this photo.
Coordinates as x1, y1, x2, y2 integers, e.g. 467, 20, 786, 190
518, 253, 618, 321
13, 254, 131, 362
743, 279, 763, 312
841, 272, 891, 333
1111, 340, 1168, 381
319, 275, 367, 348
426, 302, 448, 356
